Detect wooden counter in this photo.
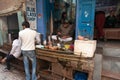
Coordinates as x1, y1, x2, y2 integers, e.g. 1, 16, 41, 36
0, 44, 94, 80
36, 48, 94, 80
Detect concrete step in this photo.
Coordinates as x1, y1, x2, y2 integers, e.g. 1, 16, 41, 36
103, 47, 120, 57
102, 57, 120, 74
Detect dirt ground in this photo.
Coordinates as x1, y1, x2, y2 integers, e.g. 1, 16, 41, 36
0, 64, 25, 80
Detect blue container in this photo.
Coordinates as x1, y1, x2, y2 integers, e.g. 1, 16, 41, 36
74, 71, 88, 80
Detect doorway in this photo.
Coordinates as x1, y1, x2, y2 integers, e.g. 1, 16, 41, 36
7, 13, 19, 39
94, 0, 120, 40
52, 0, 76, 37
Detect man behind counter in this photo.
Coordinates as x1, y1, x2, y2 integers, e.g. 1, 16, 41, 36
51, 19, 74, 42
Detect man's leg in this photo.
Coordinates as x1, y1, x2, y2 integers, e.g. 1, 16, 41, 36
22, 52, 30, 80
6, 54, 15, 70
32, 54, 37, 80
29, 51, 37, 80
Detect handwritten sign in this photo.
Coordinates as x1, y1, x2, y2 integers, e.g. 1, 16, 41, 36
26, 0, 37, 29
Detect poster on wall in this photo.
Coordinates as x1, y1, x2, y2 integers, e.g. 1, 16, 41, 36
26, 0, 37, 29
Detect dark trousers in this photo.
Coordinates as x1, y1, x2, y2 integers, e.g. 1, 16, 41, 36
6, 54, 15, 70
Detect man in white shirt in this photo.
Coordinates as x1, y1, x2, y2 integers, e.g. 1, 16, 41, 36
19, 21, 40, 80
1, 34, 21, 71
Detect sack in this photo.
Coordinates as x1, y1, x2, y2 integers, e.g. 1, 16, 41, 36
74, 40, 96, 58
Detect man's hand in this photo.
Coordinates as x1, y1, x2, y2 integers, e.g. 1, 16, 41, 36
57, 32, 61, 35
61, 36, 69, 39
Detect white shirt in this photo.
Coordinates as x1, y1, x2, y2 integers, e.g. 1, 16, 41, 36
19, 28, 40, 50
10, 39, 21, 58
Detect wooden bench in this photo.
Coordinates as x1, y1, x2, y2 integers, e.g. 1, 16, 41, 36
104, 28, 120, 40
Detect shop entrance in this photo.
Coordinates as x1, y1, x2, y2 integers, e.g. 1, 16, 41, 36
53, 0, 76, 35
95, 0, 120, 40
53, 0, 96, 40
36, 0, 96, 40
7, 13, 19, 37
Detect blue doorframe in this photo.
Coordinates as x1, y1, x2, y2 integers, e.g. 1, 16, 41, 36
36, 0, 47, 40
76, 0, 96, 39
36, 0, 54, 40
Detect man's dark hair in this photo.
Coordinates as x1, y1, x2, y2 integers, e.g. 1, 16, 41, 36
22, 21, 30, 28
12, 33, 18, 40
61, 12, 67, 19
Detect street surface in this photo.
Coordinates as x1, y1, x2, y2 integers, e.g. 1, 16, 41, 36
0, 64, 25, 80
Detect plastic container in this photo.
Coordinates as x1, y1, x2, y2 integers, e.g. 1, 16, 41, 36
73, 71, 88, 80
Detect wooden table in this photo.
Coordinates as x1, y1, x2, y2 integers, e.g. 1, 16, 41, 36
0, 43, 102, 80
36, 48, 94, 80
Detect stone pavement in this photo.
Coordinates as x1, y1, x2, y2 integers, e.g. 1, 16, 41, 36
97, 40, 120, 80
0, 64, 25, 80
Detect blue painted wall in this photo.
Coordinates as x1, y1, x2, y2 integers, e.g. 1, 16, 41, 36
36, 0, 54, 40
36, 0, 47, 40
76, 0, 96, 39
